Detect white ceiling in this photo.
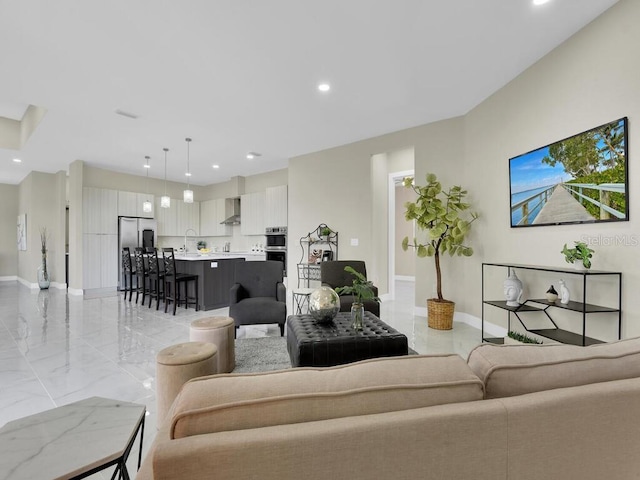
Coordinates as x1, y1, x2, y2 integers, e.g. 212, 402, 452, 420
0, 0, 620, 186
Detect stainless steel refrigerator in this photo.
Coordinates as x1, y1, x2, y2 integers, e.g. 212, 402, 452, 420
118, 216, 157, 290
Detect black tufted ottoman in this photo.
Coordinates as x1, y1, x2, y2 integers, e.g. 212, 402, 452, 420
286, 312, 408, 367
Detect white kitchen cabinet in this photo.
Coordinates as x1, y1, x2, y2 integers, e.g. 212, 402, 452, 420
83, 187, 117, 234
200, 199, 231, 236
156, 198, 175, 236
155, 198, 199, 236
176, 199, 200, 235
241, 191, 266, 235
118, 191, 137, 217
118, 191, 155, 218
265, 185, 288, 227
83, 233, 117, 290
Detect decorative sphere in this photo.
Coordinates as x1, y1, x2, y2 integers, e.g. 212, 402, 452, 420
308, 286, 340, 323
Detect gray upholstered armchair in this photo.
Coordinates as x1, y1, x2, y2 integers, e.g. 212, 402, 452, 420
229, 260, 287, 336
320, 260, 380, 316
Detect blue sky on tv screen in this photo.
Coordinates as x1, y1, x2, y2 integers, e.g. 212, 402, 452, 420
510, 146, 572, 196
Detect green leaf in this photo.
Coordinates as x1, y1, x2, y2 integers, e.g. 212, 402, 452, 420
401, 237, 409, 251
417, 245, 428, 257
426, 173, 437, 183
426, 244, 435, 256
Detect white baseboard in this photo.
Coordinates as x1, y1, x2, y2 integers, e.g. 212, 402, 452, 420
68, 287, 84, 296
395, 275, 415, 282
413, 306, 506, 337
0, 276, 17, 282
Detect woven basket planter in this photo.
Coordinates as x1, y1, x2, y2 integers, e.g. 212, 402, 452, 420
427, 299, 455, 330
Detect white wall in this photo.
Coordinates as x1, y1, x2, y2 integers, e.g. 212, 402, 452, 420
288, 0, 637, 340
288, 117, 463, 300
461, 0, 639, 340
0, 184, 19, 278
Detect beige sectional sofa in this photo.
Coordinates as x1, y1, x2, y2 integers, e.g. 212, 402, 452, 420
137, 337, 640, 480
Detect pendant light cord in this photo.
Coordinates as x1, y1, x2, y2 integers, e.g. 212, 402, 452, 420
186, 137, 192, 189
145, 156, 150, 195
163, 148, 169, 195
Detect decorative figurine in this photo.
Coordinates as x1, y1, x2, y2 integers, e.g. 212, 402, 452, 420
504, 271, 523, 307
559, 279, 570, 305
545, 285, 559, 303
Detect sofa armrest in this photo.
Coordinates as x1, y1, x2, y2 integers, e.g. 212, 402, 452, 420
276, 282, 286, 302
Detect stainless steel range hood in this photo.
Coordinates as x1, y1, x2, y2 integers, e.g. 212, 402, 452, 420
221, 197, 241, 225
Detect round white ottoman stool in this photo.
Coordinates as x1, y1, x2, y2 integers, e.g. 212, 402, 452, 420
156, 341, 218, 425
189, 316, 236, 373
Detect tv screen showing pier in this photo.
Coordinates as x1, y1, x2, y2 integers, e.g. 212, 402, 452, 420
509, 117, 628, 228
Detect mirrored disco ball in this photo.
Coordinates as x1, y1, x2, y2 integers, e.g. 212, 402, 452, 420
308, 286, 340, 323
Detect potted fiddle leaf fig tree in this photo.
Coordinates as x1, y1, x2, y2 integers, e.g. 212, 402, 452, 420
402, 173, 478, 330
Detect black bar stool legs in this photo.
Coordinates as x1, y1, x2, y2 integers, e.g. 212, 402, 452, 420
162, 248, 199, 315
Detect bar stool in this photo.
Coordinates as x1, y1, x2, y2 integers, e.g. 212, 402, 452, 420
121, 247, 135, 302
146, 247, 165, 310
162, 247, 199, 315
134, 247, 148, 305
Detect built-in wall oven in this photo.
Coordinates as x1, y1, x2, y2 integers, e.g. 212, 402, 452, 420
265, 226, 287, 276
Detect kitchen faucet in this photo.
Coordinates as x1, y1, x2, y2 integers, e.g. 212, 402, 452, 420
184, 228, 198, 254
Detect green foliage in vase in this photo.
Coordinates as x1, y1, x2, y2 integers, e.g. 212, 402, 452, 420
402, 173, 478, 302
335, 266, 380, 305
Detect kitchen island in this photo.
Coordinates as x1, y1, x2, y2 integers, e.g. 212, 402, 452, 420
174, 253, 263, 310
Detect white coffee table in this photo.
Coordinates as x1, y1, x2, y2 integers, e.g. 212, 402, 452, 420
0, 396, 146, 480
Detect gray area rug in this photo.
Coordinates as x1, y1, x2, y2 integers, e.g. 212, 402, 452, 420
233, 336, 292, 373
233, 336, 417, 373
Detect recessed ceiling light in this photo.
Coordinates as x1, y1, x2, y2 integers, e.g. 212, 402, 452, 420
318, 83, 331, 92
12, 158, 21, 163
143, 164, 151, 169
246, 152, 261, 160
212, 164, 220, 169
185, 172, 192, 177
533, 0, 550, 5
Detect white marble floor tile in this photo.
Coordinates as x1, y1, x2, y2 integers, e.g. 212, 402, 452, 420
0, 279, 483, 479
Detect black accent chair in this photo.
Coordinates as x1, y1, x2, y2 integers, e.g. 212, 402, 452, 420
229, 261, 287, 336
121, 247, 135, 302
145, 247, 165, 310
134, 247, 148, 305
320, 260, 380, 316
162, 248, 199, 315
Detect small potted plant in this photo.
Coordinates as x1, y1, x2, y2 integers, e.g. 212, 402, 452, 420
319, 226, 333, 242
335, 266, 380, 331
505, 330, 543, 345
562, 241, 594, 270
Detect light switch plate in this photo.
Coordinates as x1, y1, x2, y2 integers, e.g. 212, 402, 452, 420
350, 238, 359, 246
211, 262, 218, 268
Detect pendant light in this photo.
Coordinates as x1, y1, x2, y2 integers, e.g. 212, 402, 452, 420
183, 137, 193, 203
161, 148, 170, 208
142, 156, 153, 213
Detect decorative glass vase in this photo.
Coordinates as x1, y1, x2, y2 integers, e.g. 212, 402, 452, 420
351, 302, 364, 331
37, 255, 50, 289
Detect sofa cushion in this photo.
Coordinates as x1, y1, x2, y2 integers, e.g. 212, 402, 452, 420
169, 353, 484, 439
467, 336, 640, 399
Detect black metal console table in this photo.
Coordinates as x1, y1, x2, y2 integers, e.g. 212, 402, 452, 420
482, 262, 622, 346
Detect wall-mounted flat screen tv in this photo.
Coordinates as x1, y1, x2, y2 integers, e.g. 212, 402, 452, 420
509, 117, 628, 228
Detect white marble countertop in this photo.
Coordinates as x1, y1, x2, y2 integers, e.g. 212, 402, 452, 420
174, 252, 265, 261
0, 396, 145, 480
